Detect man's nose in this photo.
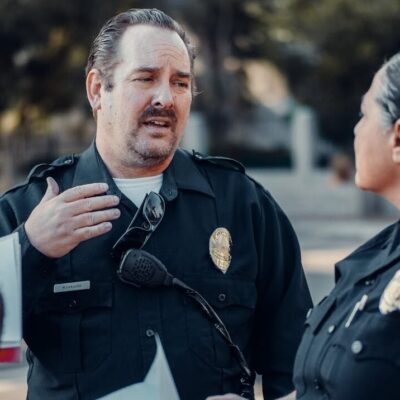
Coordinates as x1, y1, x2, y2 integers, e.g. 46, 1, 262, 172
152, 82, 174, 109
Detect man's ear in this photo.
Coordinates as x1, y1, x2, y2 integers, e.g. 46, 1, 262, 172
86, 69, 103, 115
392, 119, 400, 163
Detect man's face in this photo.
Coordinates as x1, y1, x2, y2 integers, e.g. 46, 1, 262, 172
96, 24, 192, 171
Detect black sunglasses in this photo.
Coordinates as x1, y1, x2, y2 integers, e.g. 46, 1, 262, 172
112, 191, 165, 258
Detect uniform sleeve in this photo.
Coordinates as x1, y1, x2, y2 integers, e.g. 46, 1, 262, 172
0, 190, 54, 320
251, 190, 312, 399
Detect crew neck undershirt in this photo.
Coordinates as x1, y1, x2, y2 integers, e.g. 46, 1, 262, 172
113, 174, 163, 208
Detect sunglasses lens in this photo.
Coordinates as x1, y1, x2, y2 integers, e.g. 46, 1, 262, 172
144, 193, 165, 224
127, 227, 150, 248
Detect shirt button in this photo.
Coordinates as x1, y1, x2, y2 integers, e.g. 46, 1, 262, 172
218, 293, 226, 302
327, 324, 336, 334
364, 279, 374, 286
142, 222, 150, 229
68, 299, 78, 309
351, 340, 363, 354
146, 329, 155, 338
313, 378, 321, 390
64, 158, 73, 165
40, 268, 49, 278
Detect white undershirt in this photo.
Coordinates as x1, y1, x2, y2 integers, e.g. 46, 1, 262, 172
113, 174, 163, 208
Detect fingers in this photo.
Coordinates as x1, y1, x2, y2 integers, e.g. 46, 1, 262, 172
40, 177, 60, 203
72, 208, 121, 229
68, 195, 120, 216
60, 183, 109, 202
73, 222, 113, 242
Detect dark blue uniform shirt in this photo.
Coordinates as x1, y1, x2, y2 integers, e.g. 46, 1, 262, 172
0, 142, 311, 400
294, 220, 400, 399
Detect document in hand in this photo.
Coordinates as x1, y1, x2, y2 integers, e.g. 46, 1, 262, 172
0, 232, 22, 362
98, 334, 180, 400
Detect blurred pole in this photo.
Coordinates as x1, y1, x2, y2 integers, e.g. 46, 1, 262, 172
0, 135, 15, 192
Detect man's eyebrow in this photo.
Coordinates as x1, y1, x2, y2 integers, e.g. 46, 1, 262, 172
131, 67, 160, 74
130, 67, 192, 79
176, 71, 192, 79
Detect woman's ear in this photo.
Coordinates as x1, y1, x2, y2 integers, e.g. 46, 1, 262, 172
86, 69, 103, 116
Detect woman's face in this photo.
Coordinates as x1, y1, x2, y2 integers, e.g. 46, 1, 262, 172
353, 71, 397, 195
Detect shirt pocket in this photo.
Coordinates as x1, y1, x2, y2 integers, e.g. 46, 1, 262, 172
25, 282, 113, 373
352, 311, 400, 368
182, 277, 257, 369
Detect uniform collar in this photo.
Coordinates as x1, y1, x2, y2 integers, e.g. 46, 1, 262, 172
335, 220, 400, 283
72, 142, 215, 201
161, 147, 215, 201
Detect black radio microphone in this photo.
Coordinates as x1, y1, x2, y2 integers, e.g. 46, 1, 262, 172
117, 248, 254, 399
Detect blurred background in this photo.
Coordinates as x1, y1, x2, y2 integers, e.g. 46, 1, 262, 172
1, 0, 400, 399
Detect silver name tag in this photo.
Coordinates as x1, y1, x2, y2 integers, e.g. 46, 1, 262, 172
53, 280, 91, 293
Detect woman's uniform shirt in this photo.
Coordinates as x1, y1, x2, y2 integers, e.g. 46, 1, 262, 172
293, 221, 400, 399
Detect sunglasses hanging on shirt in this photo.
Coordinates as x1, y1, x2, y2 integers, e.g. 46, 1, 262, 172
111, 191, 165, 258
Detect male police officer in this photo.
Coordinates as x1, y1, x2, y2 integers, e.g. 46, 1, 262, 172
0, 9, 312, 400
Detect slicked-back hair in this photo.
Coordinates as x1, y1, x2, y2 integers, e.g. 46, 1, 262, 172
376, 53, 400, 129
86, 8, 196, 92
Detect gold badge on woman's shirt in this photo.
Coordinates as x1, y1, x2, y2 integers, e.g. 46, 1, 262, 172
209, 227, 232, 274
379, 269, 400, 314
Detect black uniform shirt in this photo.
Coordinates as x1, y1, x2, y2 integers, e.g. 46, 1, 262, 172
293, 220, 400, 400
0, 142, 312, 400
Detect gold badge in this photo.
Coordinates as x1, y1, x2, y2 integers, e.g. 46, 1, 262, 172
379, 269, 400, 314
209, 227, 232, 274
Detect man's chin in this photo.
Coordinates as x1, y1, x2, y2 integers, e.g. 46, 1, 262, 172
128, 142, 177, 166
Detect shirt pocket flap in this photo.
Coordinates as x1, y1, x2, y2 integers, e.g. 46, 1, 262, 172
352, 313, 400, 367
34, 282, 112, 313
184, 278, 257, 310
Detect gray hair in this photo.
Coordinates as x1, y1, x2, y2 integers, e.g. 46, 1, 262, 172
86, 8, 196, 92
376, 53, 400, 128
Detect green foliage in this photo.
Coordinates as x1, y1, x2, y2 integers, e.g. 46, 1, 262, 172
2, 0, 400, 150
260, 0, 400, 147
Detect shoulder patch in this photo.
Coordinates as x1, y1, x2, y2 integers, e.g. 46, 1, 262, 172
1, 154, 76, 197
192, 150, 245, 173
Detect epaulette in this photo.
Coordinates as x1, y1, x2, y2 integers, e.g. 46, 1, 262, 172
1, 154, 76, 197
192, 150, 245, 173
26, 154, 76, 180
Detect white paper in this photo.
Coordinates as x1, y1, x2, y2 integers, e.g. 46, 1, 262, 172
0, 232, 22, 348
99, 335, 180, 400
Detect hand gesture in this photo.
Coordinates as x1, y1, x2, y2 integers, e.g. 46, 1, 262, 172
25, 177, 120, 258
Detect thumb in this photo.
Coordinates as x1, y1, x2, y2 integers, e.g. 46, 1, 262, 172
40, 177, 60, 203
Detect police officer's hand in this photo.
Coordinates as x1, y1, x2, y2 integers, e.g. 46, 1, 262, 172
25, 177, 121, 258
206, 395, 246, 400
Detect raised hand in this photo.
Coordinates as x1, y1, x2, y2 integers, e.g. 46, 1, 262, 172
25, 177, 121, 258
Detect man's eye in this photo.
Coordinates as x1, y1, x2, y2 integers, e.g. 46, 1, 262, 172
174, 81, 189, 88
134, 78, 153, 82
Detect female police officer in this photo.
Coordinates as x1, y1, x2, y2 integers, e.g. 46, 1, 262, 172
293, 52, 400, 399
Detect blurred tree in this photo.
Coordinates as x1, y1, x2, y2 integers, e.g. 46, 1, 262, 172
2, 0, 400, 175
258, 0, 400, 149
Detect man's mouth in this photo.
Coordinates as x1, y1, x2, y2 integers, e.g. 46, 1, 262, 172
142, 118, 172, 128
